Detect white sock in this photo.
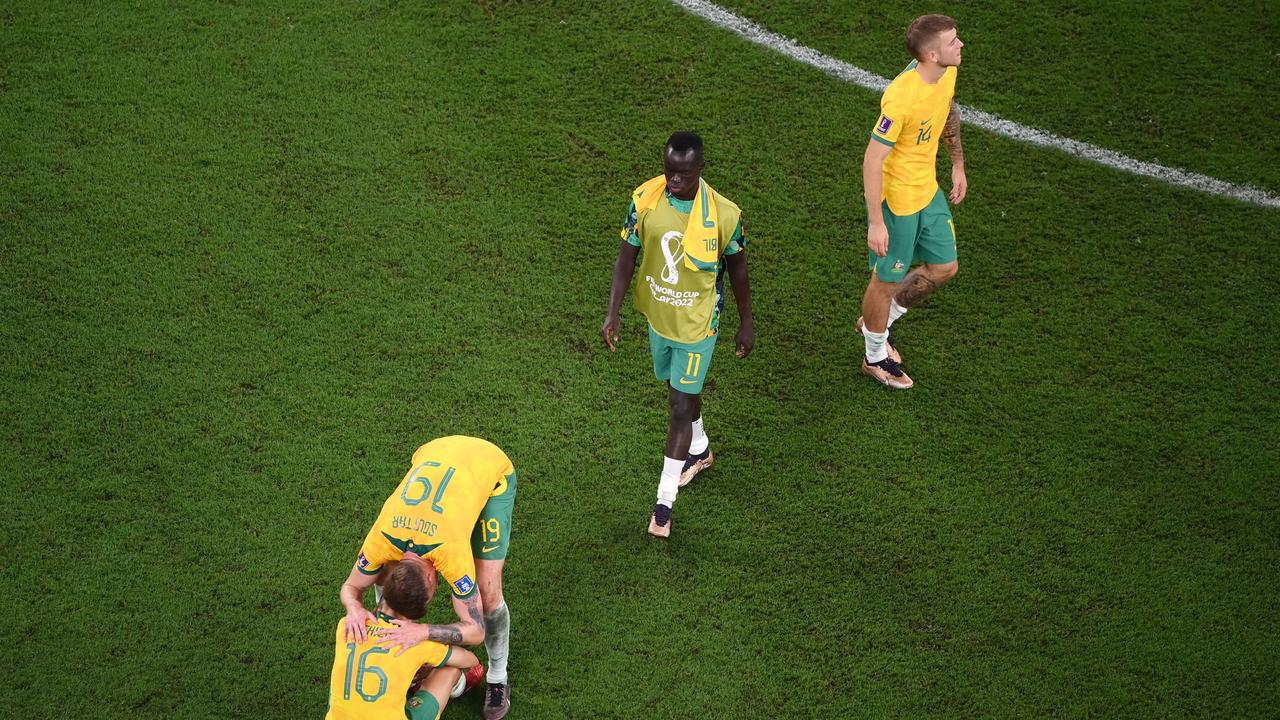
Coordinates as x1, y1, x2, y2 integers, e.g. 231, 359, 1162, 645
689, 416, 709, 455
657, 456, 682, 505
863, 325, 889, 363
484, 602, 511, 685
450, 670, 466, 698
887, 299, 908, 327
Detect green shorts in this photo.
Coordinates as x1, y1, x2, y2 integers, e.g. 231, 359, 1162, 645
869, 188, 957, 282
406, 690, 442, 720
470, 470, 516, 560
649, 325, 716, 395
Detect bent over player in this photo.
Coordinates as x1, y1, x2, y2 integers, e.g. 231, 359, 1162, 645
326, 558, 483, 720
601, 131, 755, 538
859, 14, 968, 389
339, 435, 517, 720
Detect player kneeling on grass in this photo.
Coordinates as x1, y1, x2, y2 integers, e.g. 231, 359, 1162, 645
327, 557, 484, 720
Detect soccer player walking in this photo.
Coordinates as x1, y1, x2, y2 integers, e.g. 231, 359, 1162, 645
859, 15, 967, 389
601, 132, 755, 538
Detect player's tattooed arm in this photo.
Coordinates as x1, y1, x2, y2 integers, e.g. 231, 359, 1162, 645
445, 592, 487, 645
421, 594, 485, 646
425, 625, 464, 644
942, 100, 968, 203
379, 594, 485, 655
942, 99, 964, 166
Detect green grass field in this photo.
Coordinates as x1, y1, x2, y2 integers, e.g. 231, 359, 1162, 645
3, 1, 1277, 717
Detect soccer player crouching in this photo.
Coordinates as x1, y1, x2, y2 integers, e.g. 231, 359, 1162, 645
601, 131, 755, 537
859, 15, 969, 389
326, 557, 484, 720
341, 436, 517, 719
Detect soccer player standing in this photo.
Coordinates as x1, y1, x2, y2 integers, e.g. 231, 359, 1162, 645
859, 15, 967, 389
601, 132, 755, 538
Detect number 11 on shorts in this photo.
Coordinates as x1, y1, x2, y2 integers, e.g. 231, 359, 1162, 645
685, 352, 702, 377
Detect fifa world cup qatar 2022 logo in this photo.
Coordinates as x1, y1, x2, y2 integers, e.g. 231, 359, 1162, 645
644, 230, 699, 309
660, 231, 685, 284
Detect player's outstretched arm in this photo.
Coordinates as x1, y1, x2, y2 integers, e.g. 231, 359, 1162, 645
725, 251, 754, 358
380, 592, 486, 656
942, 100, 967, 204
340, 563, 378, 643
602, 240, 640, 351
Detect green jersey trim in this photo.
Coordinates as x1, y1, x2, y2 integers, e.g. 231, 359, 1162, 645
870, 132, 895, 147
380, 532, 443, 558
665, 191, 693, 214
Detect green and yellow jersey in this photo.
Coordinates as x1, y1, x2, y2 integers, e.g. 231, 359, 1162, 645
325, 617, 451, 720
356, 436, 515, 600
870, 62, 957, 216
620, 186, 747, 345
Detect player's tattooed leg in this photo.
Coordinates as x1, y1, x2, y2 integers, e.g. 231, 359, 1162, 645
894, 269, 940, 308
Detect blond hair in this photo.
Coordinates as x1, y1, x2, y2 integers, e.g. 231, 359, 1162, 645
906, 15, 957, 61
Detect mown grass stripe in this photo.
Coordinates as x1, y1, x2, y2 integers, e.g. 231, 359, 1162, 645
670, 0, 1280, 209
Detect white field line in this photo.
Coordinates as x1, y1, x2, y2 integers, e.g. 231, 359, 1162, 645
670, 0, 1280, 209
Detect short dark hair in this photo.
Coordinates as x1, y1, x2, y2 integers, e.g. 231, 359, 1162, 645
665, 131, 703, 158
906, 15, 956, 61
382, 561, 431, 620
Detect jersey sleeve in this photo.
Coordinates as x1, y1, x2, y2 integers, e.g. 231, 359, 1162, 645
413, 641, 452, 669
620, 200, 640, 247
430, 545, 479, 599
355, 526, 398, 576
870, 90, 906, 146
724, 218, 747, 256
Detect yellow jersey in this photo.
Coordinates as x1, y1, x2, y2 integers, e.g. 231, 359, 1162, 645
325, 617, 451, 720
357, 436, 514, 599
869, 62, 957, 215
620, 187, 745, 344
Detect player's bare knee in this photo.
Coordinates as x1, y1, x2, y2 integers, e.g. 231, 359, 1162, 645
869, 275, 901, 296
929, 261, 958, 283
668, 389, 696, 422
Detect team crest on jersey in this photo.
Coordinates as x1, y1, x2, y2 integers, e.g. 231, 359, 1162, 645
454, 575, 475, 595
876, 115, 893, 134
356, 553, 371, 570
